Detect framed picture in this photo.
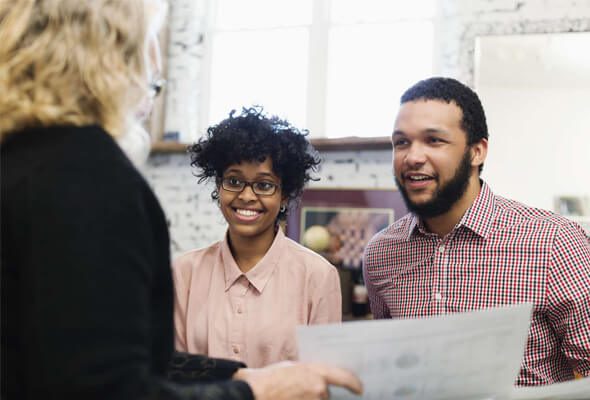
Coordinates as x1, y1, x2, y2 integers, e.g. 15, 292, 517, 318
554, 195, 590, 217
286, 188, 408, 270
554, 195, 590, 236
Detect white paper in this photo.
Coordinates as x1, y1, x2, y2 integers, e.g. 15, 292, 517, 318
297, 304, 533, 400
510, 377, 590, 400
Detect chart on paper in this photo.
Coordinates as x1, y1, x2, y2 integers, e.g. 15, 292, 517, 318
297, 304, 533, 400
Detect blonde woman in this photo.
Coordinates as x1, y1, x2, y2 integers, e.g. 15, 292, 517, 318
0, 1, 362, 400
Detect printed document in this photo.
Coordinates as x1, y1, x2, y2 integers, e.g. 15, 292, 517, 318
297, 304, 533, 400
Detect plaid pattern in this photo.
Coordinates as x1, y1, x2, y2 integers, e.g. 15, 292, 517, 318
363, 182, 590, 386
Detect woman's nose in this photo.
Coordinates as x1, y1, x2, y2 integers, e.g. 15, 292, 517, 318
237, 183, 258, 201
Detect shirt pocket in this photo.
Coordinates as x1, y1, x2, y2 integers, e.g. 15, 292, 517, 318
372, 258, 434, 317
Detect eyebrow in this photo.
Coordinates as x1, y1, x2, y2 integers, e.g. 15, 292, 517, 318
392, 127, 450, 137
224, 169, 277, 179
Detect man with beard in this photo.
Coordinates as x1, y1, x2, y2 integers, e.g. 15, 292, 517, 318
362, 77, 590, 387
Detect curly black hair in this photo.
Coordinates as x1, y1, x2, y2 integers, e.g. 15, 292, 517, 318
401, 77, 488, 172
188, 106, 321, 220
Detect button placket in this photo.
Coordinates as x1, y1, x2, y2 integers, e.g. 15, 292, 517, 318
228, 276, 248, 361
433, 240, 448, 313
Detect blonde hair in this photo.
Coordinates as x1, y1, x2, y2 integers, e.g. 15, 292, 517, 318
0, 0, 167, 141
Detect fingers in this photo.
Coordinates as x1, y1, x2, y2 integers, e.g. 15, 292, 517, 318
309, 364, 363, 395
243, 362, 363, 400
307, 377, 330, 400
266, 360, 296, 370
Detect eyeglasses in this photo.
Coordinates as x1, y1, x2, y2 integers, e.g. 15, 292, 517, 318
149, 78, 166, 98
221, 177, 280, 196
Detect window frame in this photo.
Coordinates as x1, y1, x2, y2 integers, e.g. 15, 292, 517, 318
196, 0, 435, 142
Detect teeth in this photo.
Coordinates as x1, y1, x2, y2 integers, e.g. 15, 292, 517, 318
409, 176, 430, 181
236, 209, 259, 216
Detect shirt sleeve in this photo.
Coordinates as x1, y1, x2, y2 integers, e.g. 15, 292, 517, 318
546, 221, 590, 377
152, 379, 253, 400
363, 243, 391, 319
309, 263, 342, 323
167, 352, 247, 384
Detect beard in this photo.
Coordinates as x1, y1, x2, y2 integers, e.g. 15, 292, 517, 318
396, 149, 472, 219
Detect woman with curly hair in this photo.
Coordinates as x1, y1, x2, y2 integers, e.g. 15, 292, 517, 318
173, 107, 342, 368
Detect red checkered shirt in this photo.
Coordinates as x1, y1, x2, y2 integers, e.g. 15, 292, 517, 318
363, 182, 590, 386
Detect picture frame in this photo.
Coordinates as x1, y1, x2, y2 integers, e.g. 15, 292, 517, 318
554, 195, 590, 217
286, 188, 409, 270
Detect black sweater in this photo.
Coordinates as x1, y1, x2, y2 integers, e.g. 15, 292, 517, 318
1, 125, 253, 400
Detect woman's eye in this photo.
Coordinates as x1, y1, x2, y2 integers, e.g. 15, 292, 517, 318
227, 177, 242, 185
257, 182, 274, 190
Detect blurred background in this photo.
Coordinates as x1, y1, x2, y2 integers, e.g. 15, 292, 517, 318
143, 0, 590, 258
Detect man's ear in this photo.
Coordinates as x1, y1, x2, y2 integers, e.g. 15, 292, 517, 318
470, 138, 488, 169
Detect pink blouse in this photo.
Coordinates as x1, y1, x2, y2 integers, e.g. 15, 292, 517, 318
172, 229, 341, 368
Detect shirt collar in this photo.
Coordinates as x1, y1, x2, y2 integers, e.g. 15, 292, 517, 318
220, 228, 285, 293
405, 214, 423, 240
405, 180, 496, 240
458, 180, 496, 239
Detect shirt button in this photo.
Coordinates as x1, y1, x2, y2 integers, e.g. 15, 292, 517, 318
237, 307, 243, 314
232, 346, 240, 354
434, 292, 443, 301
438, 245, 445, 253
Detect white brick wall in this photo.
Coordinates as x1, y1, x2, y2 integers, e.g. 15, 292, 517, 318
160, 0, 207, 143
144, 0, 590, 257
436, 0, 590, 83
142, 149, 394, 257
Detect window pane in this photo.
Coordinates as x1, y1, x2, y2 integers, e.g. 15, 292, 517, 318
325, 22, 433, 138
331, 0, 436, 23
208, 29, 308, 129
216, 0, 312, 30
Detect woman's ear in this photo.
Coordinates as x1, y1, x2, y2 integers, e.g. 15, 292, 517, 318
281, 195, 290, 210
212, 188, 221, 207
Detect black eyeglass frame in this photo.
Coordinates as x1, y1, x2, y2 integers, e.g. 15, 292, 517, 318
220, 177, 280, 196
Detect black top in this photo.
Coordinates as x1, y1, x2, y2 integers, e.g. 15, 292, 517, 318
1, 125, 254, 400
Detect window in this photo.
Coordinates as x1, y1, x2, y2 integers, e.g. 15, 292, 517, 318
201, 0, 435, 138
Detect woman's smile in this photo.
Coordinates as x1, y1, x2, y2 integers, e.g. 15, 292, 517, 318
233, 207, 264, 222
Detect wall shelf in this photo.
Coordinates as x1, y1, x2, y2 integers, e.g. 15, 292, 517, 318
151, 136, 392, 154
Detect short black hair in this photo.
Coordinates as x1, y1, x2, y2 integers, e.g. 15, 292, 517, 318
401, 77, 488, 144
188, 106, 321, 220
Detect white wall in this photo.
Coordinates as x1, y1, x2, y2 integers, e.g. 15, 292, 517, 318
480, 87, 590, 211
144, 0, 590, 257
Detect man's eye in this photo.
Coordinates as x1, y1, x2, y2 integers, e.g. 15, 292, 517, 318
393, 139, 408, 147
